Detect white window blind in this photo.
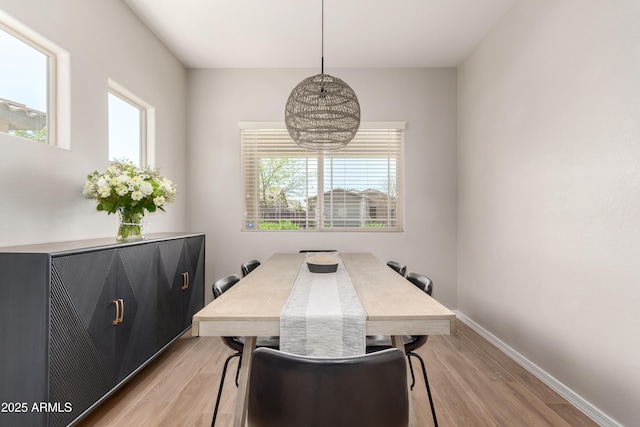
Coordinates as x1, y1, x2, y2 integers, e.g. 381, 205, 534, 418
241, 123, 404, 231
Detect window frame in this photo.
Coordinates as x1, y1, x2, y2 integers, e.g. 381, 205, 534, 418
240, 122, 405, 232
0, 16, 62, 147
108, 79, 155, 167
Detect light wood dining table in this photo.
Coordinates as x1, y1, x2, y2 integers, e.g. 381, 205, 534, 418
192, 253, 456, 427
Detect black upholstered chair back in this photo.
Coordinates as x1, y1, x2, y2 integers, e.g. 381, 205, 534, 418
387, 260, 407, 277
211, 274, 243, 354
212, 274, 241, 299
406, 272, 433, 296
210, 273, 243, 426
241, 259, 261, 277
248, 348, 409, 427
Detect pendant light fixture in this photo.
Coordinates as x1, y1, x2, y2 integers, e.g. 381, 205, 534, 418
285, 0, 361, 151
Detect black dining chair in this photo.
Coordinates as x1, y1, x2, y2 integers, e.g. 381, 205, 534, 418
366, 272, 438, 426
248, 348, 409, 427
240, 259, 260, 277
406, 271, 433, 294
299, 249, 338, 253
387, 260, 407, 277
210, 274, 279, 426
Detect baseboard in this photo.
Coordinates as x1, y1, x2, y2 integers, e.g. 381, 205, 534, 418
453, 310, 620, 427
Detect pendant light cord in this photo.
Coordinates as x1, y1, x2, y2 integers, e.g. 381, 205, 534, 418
321, 0, 324, 74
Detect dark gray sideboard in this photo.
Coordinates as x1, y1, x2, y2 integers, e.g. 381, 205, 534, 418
0, 233, 205, 427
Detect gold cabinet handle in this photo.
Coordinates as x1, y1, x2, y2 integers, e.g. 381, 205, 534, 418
117, 299, 124, 323
112, 299, 125, 325
112, 300, 120, 325
181, 272, 189, 290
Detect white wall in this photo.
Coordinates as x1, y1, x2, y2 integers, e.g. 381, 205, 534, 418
0, 0, 188, 247
458, 1, 640, 425
187, 68, 458, 306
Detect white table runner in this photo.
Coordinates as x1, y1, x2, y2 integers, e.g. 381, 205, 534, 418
279, 252, 366, 357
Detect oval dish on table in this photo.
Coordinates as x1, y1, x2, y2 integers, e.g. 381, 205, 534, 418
306, 255, 339, 273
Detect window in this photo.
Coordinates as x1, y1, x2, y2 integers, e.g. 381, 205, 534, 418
108, 81, 152, 167
241, 122, 404, 231
0, 24, 53, 144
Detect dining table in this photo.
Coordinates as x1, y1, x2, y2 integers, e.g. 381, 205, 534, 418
192, 252, 456, 427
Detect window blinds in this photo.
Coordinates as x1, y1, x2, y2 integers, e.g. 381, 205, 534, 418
241, 124, 404, 232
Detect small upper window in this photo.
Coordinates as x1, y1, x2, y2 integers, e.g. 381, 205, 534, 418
0, 26, 51, 144
108, 81, 151, 167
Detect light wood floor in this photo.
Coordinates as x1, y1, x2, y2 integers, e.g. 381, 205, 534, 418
78, 320, 598, 427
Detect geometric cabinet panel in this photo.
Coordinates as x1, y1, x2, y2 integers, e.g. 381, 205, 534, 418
52, 249, 117, 331
116, 243, 159, 380
50, 269, 114, 427
157, 236, 205, 350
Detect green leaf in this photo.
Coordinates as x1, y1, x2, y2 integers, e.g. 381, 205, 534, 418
102, 200, 116, 213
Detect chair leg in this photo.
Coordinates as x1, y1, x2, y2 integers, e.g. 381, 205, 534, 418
406, 353, 417, 390
408, 351, 438, 427
235, 351, 243, 387
211, 351, 241, 427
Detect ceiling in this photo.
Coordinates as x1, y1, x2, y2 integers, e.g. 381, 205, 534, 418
123, 0, 517, 69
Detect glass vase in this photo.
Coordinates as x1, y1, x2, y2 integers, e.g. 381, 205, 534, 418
117, 209, 145, 241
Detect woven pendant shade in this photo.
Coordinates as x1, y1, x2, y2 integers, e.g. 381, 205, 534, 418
284, 0, 360, 151
285, 73, 360, 150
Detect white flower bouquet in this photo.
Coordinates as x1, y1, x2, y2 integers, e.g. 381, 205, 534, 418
83, 159, 177, 240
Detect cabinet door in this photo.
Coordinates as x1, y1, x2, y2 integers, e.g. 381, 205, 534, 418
157, 238, 186, 348
156, 236, 205, 347
115, 242, 159, 381
50, 250, 119, 427
182, 236, 205, 328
